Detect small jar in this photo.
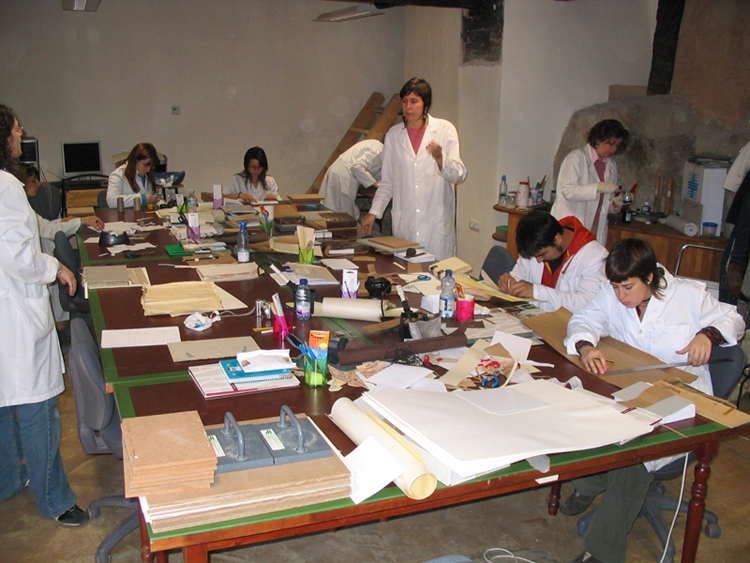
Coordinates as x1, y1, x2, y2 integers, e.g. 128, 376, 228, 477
702, 222, 718, 237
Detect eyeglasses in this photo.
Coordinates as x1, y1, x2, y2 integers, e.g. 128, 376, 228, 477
13, 125, 23, 135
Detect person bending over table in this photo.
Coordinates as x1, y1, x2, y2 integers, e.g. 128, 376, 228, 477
224, 146, 280, 204
497, 211, 607, 313
559, 238, 744, 563
106, 142, 163, 208
550, 119, 628, 246
319, 139, 382, 219
0, 105, 88, 526
361, 77, 467, 261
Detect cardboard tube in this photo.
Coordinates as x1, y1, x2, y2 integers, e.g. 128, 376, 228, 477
665, 214, 698, 237
330, 398, 437, 500
314, 298, 385, 322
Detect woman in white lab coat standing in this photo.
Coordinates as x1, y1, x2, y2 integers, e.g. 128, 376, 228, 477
551, 119, 629, 245
0, 105, 88, 525
361, 78, 467, 260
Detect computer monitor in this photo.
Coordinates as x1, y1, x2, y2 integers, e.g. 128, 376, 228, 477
62, 142, 102, 176
20, 138, 39, 165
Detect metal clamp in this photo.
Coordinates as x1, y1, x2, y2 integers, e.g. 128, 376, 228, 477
221, 412, 247, 461
278, 405, 306, 453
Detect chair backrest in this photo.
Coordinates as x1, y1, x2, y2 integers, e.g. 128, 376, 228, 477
69, 318, 122, 458
53, 230, 90, 314
709, 344, 746, 399
480, 245, 515, 285
28, 184, 63, 221
96, 189, 109, 208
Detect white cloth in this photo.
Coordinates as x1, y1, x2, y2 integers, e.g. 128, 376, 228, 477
0, 171, 64, 408
369, 116, 467, 261
320, 140, 383, 219
723, 139, 750, 194
565, 268, 745, 395
107, 163, 157, 208
225, 174, 280, 202
551, 146, 617, 245
509, 240, 608, 313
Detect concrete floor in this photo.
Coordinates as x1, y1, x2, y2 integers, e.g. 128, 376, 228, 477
2, 372, 749, 563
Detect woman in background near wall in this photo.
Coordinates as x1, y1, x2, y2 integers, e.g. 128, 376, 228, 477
225, 146, 280, 203
361, 77, 467, 261
551, 119, 629, 245
106, 142, 162, 208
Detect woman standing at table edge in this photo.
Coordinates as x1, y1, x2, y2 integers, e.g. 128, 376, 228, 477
559, 238, 744, 563
106, 142, 162, 208
224, 146, 280, 204
361, 77, 467, 261
0, 104, 88, 526
551, 119, 629, 246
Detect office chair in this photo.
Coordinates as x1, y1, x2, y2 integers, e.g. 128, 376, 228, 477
575, 344, 745, 563
53, 230, 94, 326
60, 173, 108, 216
480, 245, 515, 286
28, 183, 63, 221
68, 317, 139, 563
97, 189, 109, 209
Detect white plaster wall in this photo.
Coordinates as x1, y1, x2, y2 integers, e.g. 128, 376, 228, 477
405, 0, 657, 272
0, 0, 405, 195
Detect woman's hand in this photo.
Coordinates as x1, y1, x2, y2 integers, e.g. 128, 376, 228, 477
426, 142, 443, 171
263, 193, 278, 201
239, 193, 258, 204
57, 264, 77, 297
81, 216, 105, 231
676, 333, 712, 366
145, 194, 158, 204
580, 345, 610, 374
361, 213, 376, 235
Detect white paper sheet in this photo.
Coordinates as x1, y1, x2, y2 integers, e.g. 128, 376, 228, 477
343, 437, 405, 504
367, 364, 434, 392
101, 326, 181, 348
321, 258, 358, 270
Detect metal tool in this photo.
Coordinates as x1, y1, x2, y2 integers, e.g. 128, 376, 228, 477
605, 357, 732, 376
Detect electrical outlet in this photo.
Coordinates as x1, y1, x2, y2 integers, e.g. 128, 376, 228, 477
469, 219, 480, 232
171, 106, 180, 115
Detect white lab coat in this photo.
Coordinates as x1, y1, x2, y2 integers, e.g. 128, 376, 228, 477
0, 171, 64, 408
37, 215, 81, 323
369, 116, 467, 261
320, 140, 383, 219
551, 147, 617, 245
509, 240, 608, 313
723, 139, 750, 194
107, 164, 157, 208
225, 174, 280, 201
565, 268, 745, 395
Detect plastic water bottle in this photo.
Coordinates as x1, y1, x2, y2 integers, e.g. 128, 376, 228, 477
236, 221, 250, 263
498, 175, 508, 206
187, 191, 198, 210
295, 279, 312, 320
439, 270, 457, 320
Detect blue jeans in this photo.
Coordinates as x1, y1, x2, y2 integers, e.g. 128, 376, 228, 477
0, 397, 77, 519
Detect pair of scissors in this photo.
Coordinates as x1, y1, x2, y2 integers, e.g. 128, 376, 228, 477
481, 375, 501, 388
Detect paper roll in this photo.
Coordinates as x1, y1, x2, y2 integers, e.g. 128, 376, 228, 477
314, 298, 384, 322
665, 214, 698, 237
330, 398, 437, 500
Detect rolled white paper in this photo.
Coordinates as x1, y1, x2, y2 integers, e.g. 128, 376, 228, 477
331, 398, 437, 500
314, 297, 384, 322
665, 214, 698, 237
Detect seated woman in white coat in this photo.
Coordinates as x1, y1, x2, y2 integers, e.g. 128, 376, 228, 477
551, 119, 629, 245
497, 211, 607, 313
106, 143, 162, 208
360, 78, 467, 261
560, 238, 744, 563
225, 146, 280, 204
319, 139, 382, 219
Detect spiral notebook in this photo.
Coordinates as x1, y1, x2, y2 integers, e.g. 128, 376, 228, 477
219, 359, 291, 383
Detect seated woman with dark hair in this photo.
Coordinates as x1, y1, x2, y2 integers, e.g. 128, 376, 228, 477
559, 238, 744, 563
225, 146, 280, 203
106, 142, 162, 208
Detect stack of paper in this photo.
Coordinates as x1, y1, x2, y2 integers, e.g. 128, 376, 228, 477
140, 415, 350, 533
195, 263, 260, 282
361, 380, 655, 483
122, 411, 218, 498
82, 265, 150, 296
188, 363, 299, 399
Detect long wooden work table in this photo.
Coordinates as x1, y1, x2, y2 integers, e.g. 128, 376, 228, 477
84, 207, 748, 563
